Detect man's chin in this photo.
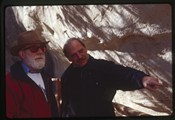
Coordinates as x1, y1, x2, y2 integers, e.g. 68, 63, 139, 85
32, 62, 45, 70
77, 62, 87, 67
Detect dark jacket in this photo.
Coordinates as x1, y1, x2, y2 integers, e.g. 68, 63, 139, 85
61, 55, 147, 117
6, 61, 59, 118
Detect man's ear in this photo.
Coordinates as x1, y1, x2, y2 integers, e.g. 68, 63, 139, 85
65, 54, 72, 62
18, 51, 25, 59
67, 57, 72, 62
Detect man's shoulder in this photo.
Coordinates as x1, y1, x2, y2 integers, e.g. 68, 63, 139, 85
91, 57, 115, 67
6, 72, 20, 87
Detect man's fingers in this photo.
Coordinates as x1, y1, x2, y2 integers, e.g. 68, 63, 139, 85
146, 81, 163, 91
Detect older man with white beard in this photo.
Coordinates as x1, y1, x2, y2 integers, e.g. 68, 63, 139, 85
6, 30, 59, 118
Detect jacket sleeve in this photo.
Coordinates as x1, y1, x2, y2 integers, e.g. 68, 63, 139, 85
60, 73, 72, 117
6, 73, 29, 118
60, 71, 76, 117
99, 60, 147, 91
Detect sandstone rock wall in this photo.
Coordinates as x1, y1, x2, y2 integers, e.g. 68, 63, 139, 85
5, 4, 172, 116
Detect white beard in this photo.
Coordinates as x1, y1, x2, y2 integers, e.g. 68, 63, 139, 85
24, 54, 46, 70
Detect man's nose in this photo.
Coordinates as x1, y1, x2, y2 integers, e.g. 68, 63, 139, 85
76, 53, 82, 59
37, 48, 45, 53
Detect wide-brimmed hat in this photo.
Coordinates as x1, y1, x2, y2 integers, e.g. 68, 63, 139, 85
10, 30, 49, 56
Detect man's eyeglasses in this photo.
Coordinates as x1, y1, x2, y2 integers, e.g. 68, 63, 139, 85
22, 44, 46, 53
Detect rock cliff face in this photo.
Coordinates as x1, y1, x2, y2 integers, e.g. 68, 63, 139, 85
5, 4, 172, 116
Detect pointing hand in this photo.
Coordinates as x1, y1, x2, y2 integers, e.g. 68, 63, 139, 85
142, 76, 162, 91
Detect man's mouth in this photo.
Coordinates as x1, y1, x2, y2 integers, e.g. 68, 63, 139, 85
78, 58, 85, 63
35, 57, 44, 60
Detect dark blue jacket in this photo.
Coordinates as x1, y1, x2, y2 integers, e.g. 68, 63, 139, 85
61, 55, 147, 117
